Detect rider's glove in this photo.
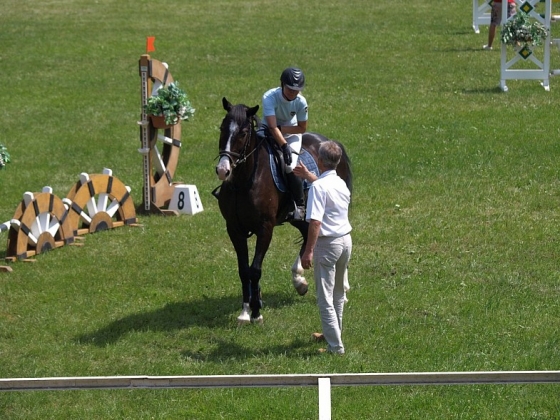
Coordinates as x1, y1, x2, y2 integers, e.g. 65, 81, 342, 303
281, 143, 292, 166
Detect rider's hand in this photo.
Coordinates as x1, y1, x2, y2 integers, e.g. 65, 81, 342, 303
281, 143, 292, 166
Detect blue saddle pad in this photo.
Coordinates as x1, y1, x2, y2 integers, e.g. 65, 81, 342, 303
268, 144, 320, 192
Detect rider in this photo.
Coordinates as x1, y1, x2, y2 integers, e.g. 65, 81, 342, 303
261, 67, 308, 220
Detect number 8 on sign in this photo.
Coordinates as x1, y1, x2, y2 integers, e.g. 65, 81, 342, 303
169, 184, 203, 215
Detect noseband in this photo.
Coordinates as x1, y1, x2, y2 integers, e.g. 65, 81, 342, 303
218, 115, 261, 170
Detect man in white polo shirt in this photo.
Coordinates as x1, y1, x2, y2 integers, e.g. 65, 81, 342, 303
294, 141, 352, 354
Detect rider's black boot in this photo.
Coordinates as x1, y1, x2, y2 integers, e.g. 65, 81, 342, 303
286, 171, 306, 221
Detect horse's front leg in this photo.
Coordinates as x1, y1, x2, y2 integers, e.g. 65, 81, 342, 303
227, 226, 252, 325
248, 223, 275, 323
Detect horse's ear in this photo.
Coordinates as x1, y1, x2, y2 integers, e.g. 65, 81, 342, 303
247, 105, 259, 117
222, 97, 232, 112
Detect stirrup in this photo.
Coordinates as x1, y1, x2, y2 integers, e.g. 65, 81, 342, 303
288, 205, 306, 221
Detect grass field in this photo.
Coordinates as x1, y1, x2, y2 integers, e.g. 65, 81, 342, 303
1, 0, 560, 418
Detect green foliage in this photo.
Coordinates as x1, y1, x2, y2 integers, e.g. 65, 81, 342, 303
501, 11, 549, 47
0, 144, 10, 169
145, 82, 195, 125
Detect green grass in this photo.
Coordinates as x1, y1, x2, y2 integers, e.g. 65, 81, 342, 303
2, 0, 560, 418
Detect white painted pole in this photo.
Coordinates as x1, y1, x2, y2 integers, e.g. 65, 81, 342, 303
318, 378, 331, 420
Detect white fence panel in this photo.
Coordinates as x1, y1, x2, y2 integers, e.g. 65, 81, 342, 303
2, 371, 560, 419
473, 0, 492, 33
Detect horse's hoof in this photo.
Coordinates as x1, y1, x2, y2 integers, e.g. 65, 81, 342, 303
295, 281, 308, 296
251, 315, 264, 324
237, 303, 251, 325
237, 316, 251, 325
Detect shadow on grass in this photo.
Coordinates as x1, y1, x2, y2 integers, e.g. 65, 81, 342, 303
75, 291, 301, 347
461, 86, 504, 94
181, 336, 318, 362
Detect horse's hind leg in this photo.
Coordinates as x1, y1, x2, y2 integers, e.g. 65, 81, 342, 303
291, 254, 308, 296
249, 273, 263, 324
291, 220, 309, 296
247, 261, 264, 324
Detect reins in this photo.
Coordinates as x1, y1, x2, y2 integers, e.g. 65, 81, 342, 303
217, 115, 263, 171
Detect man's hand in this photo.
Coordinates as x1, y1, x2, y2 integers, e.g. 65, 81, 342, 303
301, 250, 313, 269
293, 162, 318, 183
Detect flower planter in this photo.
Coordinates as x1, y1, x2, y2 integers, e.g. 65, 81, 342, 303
149, 115, 176, 129
501, 12, 549, 49
144, 82, 195, 129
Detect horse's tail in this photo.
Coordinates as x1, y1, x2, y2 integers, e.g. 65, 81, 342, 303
335, 140, 353, 194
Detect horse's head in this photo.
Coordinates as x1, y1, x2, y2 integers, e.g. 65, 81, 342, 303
216, 97, 260, 181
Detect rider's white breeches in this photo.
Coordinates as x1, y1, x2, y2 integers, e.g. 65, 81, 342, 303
284, 133, 302, 173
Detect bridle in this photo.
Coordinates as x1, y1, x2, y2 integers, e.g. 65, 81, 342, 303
218, 114, 262, 171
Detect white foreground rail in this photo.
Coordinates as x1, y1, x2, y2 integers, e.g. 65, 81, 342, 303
2, 371, 560, 391
2, 371, 560, 420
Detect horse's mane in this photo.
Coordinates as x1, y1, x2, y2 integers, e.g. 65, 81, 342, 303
229, 104, 247, 123
228, 104, 261, 128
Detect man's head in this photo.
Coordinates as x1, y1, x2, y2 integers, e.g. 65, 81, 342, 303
318, 141, 342, 170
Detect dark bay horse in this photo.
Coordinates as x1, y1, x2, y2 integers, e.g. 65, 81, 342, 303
215, 97, 352, 324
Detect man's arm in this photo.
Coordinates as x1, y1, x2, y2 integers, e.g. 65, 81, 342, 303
293, 161, 317, 183
301, 219, 321, 269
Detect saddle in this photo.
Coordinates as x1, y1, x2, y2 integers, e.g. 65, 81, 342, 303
265, 138, 320, 193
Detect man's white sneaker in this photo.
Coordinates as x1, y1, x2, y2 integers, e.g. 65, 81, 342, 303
483, 45, 493, 50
